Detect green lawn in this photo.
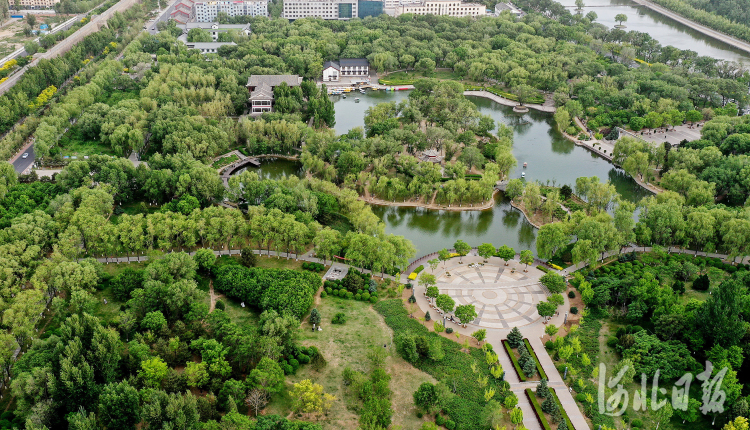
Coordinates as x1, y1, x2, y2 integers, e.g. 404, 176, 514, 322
266, 297, 435, 430
57, 125, 117, 157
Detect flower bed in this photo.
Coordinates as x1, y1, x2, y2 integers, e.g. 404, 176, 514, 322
502, 339, 527, 382
524, 338, 548, 380
525, 388, 553, 430
212, 154, 239, 169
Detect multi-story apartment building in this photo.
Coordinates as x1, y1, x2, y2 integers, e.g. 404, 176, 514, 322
394, 0, 485, 16
282, 0, 358, 20
18, 0, 59, 9
193, 0, 268, 22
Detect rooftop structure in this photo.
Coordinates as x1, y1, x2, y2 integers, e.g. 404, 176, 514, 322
246, 75, 303, 114
184, 41, 236, 54
177, 22, 252, 40
494, 2, 524, 18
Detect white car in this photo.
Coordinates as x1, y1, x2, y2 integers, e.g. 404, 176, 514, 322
22, 153, 28, 159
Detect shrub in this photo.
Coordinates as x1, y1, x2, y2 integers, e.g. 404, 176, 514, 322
445, 327, 453, 334
631, 419, 643, 428
693, 274, 710, 291
320, 291, 327, 298
536, 265, 550, 273
298, 354, 310, 364
362, 292, 371, 300
289, 358, 300, 372
545, 340, 554, 350
332, 312, 346, 324
445, 420, 456, 430
425, 311, 431, 321
416, 412, 423, 419
215, 300, 225, 311
570, 306, 578, 314
435, 415, 445, 426
355, 294, 361, 300
369, 296, 377, 303
346, 292, 354, 299
568, 291, 576, 298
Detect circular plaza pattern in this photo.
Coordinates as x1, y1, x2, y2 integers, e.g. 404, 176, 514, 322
428, 259, 548, 329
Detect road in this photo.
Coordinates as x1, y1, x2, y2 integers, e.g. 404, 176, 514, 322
11, 144, 34, 174
148, 0, 181, 34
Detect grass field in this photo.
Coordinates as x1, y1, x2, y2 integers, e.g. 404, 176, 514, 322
266, 297, 435, 429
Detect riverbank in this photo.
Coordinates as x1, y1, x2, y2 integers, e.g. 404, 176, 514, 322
361, 189, 500, 212
630, 0, 750, 55
463, 90, 556, 113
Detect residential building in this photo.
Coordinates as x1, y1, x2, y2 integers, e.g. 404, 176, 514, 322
246, 75, 303, 114
394, 0, 485, 17
282, 0, 358, 20
193, 0, 268, 22
171, 0, 194, 23
494, 2, 523, 18
184, 41, 236, 54
17, 0, 59, 9
178, 22, 252, 40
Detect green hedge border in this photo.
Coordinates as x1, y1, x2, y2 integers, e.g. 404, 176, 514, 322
550, 388, 574, 430
525, 388, 552, 430
524, 338, 548, 380
502, 339, 527, 382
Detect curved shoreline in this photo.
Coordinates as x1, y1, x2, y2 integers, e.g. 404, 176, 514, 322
463, 90, 556, 113
509, 199, 542, 229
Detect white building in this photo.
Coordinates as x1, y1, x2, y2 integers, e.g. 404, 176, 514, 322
17, 0, 59, 9
246, 75, 303, 114
322, 58, 370, 81
193, 0, 268, 22
178, 22, 252, 40
184, 41, 236, 54
282, 0, 358, 20
395, 0, 485, 16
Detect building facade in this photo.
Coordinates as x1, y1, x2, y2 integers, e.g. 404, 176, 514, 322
358, 0, 383, 17
395, 0, 485, 16
184, 41, 236, 54
193, 0, 268, 22
246, 75, 303, 114
178, 22, 252, 40
17, 0, 59, 9
282, 0, 358, 20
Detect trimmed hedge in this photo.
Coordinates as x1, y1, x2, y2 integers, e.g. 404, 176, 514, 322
302, 261, 325, 272
503, 340, 527, 382
550, 388, 574, 430
524, 339, 548, 380
536, 265, 550, 273
525, 388, 552, 430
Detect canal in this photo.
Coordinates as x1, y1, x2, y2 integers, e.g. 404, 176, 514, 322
574, 0, 750, 61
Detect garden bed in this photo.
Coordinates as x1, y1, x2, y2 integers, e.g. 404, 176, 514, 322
212, 153, 239, 169
525, 388, 553, 430
549, 388, 574, 430
524, 338, 548, 379
502, 339, 527, 382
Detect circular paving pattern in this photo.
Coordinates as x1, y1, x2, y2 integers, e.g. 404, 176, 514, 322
433, 262, 548, 329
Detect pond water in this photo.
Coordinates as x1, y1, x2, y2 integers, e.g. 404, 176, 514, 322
329, 91, 650, 259
237, 158, 304, 180
578, 0, 750, 62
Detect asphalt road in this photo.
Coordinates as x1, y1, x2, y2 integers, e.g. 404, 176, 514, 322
12, 144, 34, 174
148, 0, 178, 34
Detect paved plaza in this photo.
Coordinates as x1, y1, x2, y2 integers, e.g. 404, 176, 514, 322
433, 262, 547, 329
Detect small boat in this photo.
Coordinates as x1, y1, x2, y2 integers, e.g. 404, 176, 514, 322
342, 95, 346, 99
359, 89, 365, 94
523, 162, 527, 168
521, 172, 526, 178
355, 98, 360, 102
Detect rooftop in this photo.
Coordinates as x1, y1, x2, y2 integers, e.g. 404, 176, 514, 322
323, 60, 340, 70
250, 83, 274, 99
339, 58, 369, 67
246, 74, 302, 88
185, 41, 237, 49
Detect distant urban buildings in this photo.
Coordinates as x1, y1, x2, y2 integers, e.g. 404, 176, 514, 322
246, 75, 303, 114
16, 0, 59, 9
282, 0, 358, 20
494, 2, 524, 18
322, 58, 370, 81
393, 0, 485, 17
193, 0, 268, 22
171, 0, 195, 23
178, 22, 252, 40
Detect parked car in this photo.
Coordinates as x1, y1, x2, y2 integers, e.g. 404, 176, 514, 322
22, 153, 28, 159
